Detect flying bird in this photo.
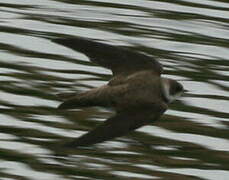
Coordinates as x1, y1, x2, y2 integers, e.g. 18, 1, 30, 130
52, 37, 184, 147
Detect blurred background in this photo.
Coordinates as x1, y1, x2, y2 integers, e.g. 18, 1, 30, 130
0, 0, 229, 179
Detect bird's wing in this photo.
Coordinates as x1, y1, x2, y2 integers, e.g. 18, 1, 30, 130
52, 37, 163, 76
64, 104, 167, 147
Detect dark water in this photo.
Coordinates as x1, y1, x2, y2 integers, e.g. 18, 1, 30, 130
0, 0, 229, 179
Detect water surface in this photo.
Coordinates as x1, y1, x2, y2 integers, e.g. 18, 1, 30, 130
0, 0, 229, 179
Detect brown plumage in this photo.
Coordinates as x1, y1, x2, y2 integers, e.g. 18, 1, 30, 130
53, 37, 184, 147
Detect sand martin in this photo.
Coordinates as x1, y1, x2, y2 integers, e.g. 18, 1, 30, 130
52, 37, 184, 147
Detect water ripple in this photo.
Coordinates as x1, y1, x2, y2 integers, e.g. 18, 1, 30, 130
0, 0, 229, 179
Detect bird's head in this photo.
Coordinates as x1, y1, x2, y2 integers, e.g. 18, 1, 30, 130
161, 78, 184, 103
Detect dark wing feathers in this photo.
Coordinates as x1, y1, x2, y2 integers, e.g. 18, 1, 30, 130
64, 104, 166, 147
52, 37, 163, 76
54, 37, 166, 147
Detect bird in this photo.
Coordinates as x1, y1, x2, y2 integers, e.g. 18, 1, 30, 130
52, 37, 184, 147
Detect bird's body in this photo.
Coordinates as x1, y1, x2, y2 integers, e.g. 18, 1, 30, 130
53, 37, 184, 147
59, 70, 167, 111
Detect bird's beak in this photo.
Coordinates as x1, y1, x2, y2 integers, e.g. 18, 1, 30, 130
183, 89, 188, 93
182, 89, 192, 97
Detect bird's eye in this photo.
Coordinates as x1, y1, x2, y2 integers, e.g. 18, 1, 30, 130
176, 84, 183, 92
168, 80, 184, 96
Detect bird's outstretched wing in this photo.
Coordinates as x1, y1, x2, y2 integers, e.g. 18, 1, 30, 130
52, 37, 163, 76
64, 104, 166, 147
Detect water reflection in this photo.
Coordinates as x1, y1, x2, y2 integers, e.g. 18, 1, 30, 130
0, 0, 229, 179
